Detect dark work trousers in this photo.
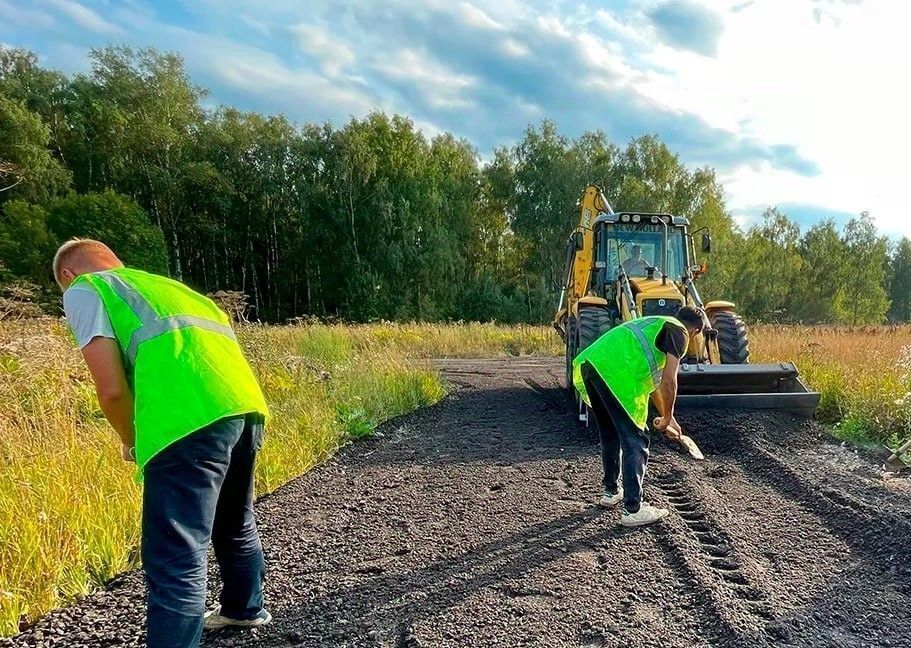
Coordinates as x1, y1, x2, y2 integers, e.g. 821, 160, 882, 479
581, 362, 650, 513
142, 413, 266, 648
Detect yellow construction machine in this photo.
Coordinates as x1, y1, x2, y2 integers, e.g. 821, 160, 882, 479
554, 185, 819, 428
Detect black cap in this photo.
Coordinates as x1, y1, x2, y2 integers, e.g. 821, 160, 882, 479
676, 306, 704, 330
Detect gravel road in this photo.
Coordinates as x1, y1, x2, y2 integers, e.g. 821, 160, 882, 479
6, 357, 911, 648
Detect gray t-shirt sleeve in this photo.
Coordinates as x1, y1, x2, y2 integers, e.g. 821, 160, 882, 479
62, 285, 116, 349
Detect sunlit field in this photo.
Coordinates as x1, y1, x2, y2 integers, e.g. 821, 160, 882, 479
750, 324, 911, 446
1, 320, 908, 635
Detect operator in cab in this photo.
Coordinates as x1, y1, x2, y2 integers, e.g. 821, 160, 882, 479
572, 306, 705, 527
621, 245, 651, 276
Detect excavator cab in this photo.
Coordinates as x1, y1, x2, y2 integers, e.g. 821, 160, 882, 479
554, 185, 820, 425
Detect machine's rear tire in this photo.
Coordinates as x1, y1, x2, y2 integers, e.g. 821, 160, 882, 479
574, 307, 612, 423
710, 310, 750, 364
577, 307, 612, 353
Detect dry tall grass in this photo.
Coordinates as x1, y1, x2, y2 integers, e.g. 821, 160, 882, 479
323, 320, 563, 358
751, 324, 911, 445
362, 320, 911, 444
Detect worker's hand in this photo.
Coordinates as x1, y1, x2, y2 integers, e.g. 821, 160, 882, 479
653, 416, 682, 442
121, 444, 136, 463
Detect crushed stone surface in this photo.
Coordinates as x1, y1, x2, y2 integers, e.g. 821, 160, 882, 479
6, 357, 911, 648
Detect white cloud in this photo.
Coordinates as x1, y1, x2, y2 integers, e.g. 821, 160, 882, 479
0, 0, 56, 29
536, 15, 571, 38
501, 39, 529, 58
722, 1, 909, 235
93, 14, 379, 124
455, 2, 503, 30
594, 8, 649, 45
213, 54, 372, 117
584, 0, 911, 236
43, 0, 123, 36
373, 49, 477, 110
413, 117, 444, 141
290, 22, 355, 77
575, 30, 644, 82
177, 29, 375, 120
240, 15, 271, 37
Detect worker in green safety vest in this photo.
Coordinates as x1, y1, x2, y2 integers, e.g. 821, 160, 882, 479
573, 306, 705, 527
53, 239, 272, 648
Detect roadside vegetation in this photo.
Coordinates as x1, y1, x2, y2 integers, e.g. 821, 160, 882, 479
751, 324, 911, 447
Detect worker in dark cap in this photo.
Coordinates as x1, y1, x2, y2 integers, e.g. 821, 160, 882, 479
573, 306, 705, 527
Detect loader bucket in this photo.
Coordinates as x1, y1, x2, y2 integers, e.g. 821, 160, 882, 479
676, 362, 820, 418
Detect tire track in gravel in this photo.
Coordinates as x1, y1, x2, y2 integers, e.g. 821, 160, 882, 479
654, 407, 911, 648
649, 466, 772, 646
4, 357, 910, 648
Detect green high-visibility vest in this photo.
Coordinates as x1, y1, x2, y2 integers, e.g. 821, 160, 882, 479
572, 316, 687, 429
70, 267, 269, 470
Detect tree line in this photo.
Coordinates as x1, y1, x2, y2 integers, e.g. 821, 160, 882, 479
0, 46, 908, 325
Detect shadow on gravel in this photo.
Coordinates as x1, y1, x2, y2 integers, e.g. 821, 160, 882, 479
357, 386, 599, 469
763, 558, 911, 646
681, 409, 911, 614
256, 507, 635, 644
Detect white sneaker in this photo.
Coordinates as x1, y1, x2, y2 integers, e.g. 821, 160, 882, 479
204, 606, 272, 630
620, 502, 669, 527
599, 488, 624, 507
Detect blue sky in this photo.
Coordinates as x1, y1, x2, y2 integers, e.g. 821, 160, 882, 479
1, 0, 907, 238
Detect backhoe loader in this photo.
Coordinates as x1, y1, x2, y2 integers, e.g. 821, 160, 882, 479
554, 185, 819, 436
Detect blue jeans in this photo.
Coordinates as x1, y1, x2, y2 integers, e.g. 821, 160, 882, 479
142, 414, 266, 648
581, 363, 651, 513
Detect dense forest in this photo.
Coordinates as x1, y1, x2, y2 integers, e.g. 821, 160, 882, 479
1, 46, 908, 324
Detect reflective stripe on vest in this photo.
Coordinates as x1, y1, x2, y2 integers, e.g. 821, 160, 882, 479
94, 271, 237, 367
72, 267, 269, 472
627, 318, 662, 386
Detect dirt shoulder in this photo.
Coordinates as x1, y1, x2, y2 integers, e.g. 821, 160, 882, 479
5, 357, 911, 647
